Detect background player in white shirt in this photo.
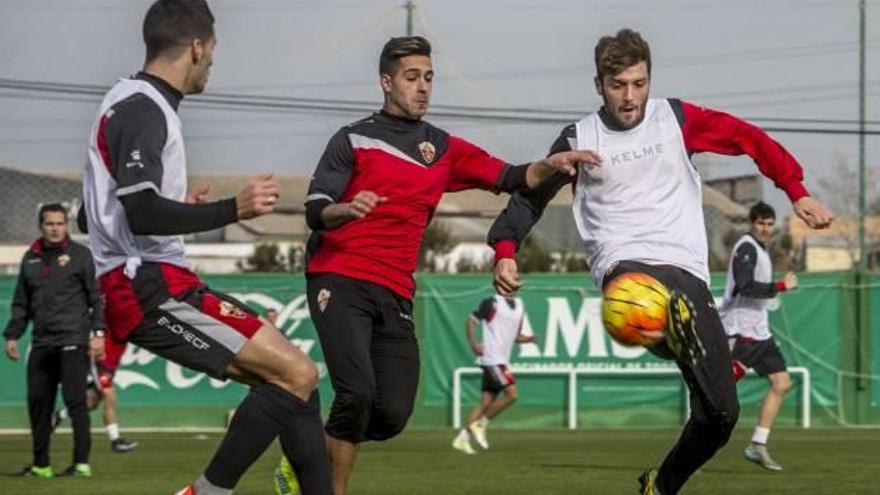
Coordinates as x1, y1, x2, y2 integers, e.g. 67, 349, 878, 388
719, 202, 797, 471
452, 295, 537, 455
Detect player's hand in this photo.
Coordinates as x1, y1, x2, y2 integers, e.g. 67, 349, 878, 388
5, 340, 18, 361
471, 343, 484, 356
89, 336, 105, 361
794, 196, 833, 229
783, 271, 798, 290
525, 335, 539, 345
494, 258, 522, 296
345, 191, 387, 220
236, 173, 280, 220
528, 150, 601, 187
186, 184, 211, 204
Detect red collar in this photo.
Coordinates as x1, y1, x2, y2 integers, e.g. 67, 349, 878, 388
30, 237, 69, 254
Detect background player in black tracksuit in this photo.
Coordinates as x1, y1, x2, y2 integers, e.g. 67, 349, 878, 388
4, 204, 105, 478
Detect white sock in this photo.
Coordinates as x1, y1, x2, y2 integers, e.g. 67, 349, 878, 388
194, 474, 233, 495
57, 409, 69, 421
457, 429, 469, 441
477, 415, 489, 427
106, 423, 120, 441
751, 426, 770, 445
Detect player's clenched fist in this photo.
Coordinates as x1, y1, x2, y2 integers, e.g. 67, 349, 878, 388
345, 190, 387, 220
236, 173, 280, 219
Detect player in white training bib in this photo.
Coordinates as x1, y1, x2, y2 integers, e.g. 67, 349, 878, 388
452, 295, 537, 454
719, 202, 797, 471
487, 29, 832, 495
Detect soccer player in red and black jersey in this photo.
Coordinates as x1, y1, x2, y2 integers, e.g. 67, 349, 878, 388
487, 30, 832, 495
280, 36, 599, 495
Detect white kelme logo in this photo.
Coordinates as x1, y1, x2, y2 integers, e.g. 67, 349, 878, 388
158, 316, 210, 350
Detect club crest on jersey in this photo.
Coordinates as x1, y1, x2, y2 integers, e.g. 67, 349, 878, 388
219, 301, 247, 319
317, 288, 332, 313
418, 141, 436, 164
57, 254, 71, 267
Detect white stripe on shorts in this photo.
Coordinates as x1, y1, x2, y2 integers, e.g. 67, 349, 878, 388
158, 299, 248, 354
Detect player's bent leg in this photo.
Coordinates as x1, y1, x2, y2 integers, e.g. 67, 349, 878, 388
133, 290, 331, 494
744, 370, 791, 471
215, 324, 331, 495
364, 326, 419, 442
654, 269, 739, 495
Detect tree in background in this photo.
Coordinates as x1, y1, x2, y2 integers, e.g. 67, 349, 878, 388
419, 220, 457, 272
240, 242, 287, 272
288, 244, 305, 273
516, 234, 553, 273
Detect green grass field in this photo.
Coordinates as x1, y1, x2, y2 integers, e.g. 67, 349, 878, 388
1, 428, 878, 494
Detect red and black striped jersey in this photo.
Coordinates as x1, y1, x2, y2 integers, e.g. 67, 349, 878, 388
306, 110, 513, 299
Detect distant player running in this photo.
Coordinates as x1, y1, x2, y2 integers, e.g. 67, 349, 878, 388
719, 201, 797, 471
275, 36, 597, 495
81, 1, 331, 493
51, 337, 137, 453
452, 295, 537, 455
488, 29, 832, 495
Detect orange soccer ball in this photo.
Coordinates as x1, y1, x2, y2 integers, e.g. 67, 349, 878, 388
601, 272, 670, 347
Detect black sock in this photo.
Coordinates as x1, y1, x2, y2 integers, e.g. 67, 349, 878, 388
203, 384, 285, 488
259, 384, 333, 495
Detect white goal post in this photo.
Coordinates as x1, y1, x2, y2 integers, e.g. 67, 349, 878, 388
451, 366, 811, 430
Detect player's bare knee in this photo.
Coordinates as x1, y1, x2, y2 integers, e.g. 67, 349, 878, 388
773, 375, 792, 395
505, 386, 519, 402
279, 359, 319, 397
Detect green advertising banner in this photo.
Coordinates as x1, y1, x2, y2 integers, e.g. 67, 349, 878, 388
0, 271, 874, 428
0, 274, 330, 427
419, 272, 847, 427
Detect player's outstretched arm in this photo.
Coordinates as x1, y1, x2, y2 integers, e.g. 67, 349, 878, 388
120, 173, 278, 236
675, 99, 833, 229
524, 150, 600, 189
488, 125, 579, 295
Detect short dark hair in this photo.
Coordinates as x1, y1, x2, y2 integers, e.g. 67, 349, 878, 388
38, 203, 68, 224
379, 36, 431, 75
143, 0, 215, 61
594, 28, 651, 80
749, 201, 776, 222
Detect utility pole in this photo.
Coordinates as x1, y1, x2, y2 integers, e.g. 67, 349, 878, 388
858, 0, 867, 272
855, 0, 869, 403
404, 1, 415, 36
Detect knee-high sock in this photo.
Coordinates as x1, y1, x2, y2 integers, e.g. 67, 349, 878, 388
202, 384, 286, 489
260, 384, 333, 495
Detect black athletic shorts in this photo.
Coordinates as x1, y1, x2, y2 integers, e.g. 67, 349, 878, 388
128, 287, 263, 380
480, 364, 516, 394
308, 272, 419, 443
731, 336, 787, 377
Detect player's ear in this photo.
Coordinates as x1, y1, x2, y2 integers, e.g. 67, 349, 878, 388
190, 38, 204, 66
593, 76, 603, 97
380, 73, 393, 93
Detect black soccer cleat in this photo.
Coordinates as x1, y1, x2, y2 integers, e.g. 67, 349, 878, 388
666, 290, 706, 366
111, 438, 138, 453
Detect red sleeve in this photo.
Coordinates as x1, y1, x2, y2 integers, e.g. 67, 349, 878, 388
679, 101, 810, 202
446, 135, 508, 192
